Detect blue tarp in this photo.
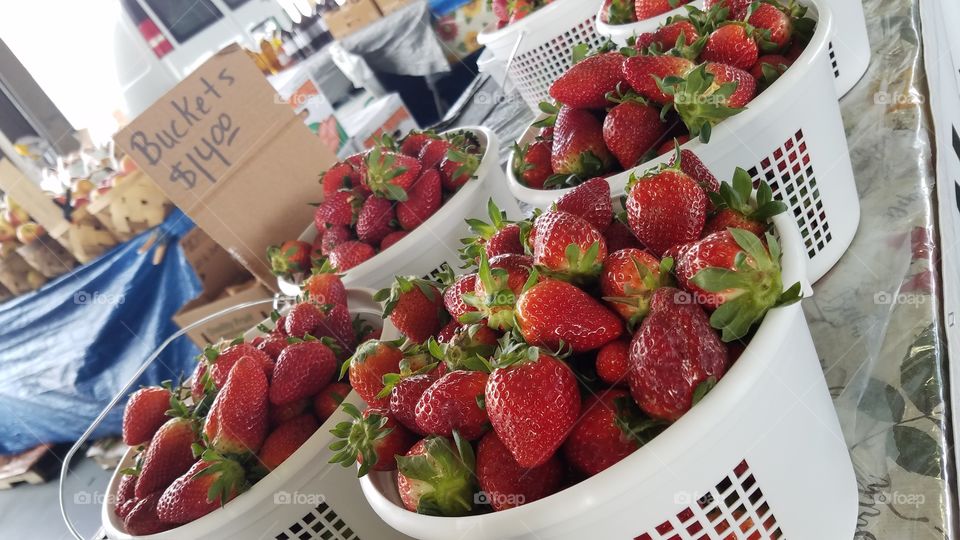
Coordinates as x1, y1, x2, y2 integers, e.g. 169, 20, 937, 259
0, 209, 204, 454
429, 0, 473, 16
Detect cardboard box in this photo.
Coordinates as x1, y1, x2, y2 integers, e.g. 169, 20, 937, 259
373, 0, 413, 16
114, 44, 340, 291
179, 227, 251, 295
339, 93, 418, 149
173, 281, 275, 347
324, 0, 383, 39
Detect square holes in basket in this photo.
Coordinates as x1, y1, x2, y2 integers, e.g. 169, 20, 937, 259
274, 501, 358, 540
747, 129, 832, 260
633, 460, 783, 540
828, 41, 839, 78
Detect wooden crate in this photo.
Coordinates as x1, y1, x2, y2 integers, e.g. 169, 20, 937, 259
16, 233, 77, 279
87, 171, 172, 242
0, 444, 59, 490
0, 251, 44, 295
49, 208, 120, 265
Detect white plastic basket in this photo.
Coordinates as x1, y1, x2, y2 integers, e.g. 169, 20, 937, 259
507, 0, 858, 284
476, 0, 608, 111
594, 0, 704, 48
277, 126, 521, 296
824, 0, 870, 96
359, 212, 858, 540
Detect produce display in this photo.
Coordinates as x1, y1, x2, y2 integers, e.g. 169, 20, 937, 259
267, 130, 484, 279
110, 271, 376, 535
600, 0, 693, 25
331, 149, 802, 516
489, 0, 556, 28
513, 0, 815, 190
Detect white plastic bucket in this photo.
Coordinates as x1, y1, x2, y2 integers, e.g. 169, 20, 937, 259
594, 0, 704, 48
277, 126, 522, 296
824, 0, 870, 96
508, 0, 859, 283
358, 212, 858, 540
476, 0, 607, 111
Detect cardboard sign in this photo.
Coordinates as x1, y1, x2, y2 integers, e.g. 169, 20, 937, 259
115, 44, 338, 290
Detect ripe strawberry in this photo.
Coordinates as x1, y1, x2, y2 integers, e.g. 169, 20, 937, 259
330, 404, 416, 474
376, 276, 445, 343
661, 62, 756, 141
321, 162, 361, 197
381, 230, 408, 250
551, 106, 616, 178
254, 334, 287, 361
621, 54, 695, 105
554, 178, 613, 231
314, 382, 352, 422
515, 279, 623, 353
626, 167, 707, 256
440, 147, 481, 191
464, 253, 535, 331
400, 130, 438, 157
386, 373, 438, 435
156, 458, 245, 524
441, 324, 499, 372
600, 248, 669, 327
657, 134, 690, 155
312, 304, 356, 355
486, 348, 580, 467
134, 417, 196, 498
206, 343, 274, 387
115, 472, 137, 519
357, 195, 396, 245
512, 140, 553, 189
492, 0, 509, 20
257, 414, 318, 471
653, 19, 700, 50
704, 62, 757, 108
284, 302, 326, 338
634, 31, 658, 51
328, 241, 375, 271
418, 138, 452, 171
437, 320, 459, 343
476, 431, 563, 511
602, 0, 637, 24
397, 168, 442, 230
532, 211, 608, 280
396, 436, 477, 516
629, 287, 729, 420
203, 357, 268, 454
549, 52, 630, 110
749, 54, 793, 86
460, 199, 524, 264
596, 339, 631, 386
604, 219, 644, 251
189, 361, 209, 403
270, 341, 337, 405
635, 0, 689, 18
603, 95, 667, 170
314, 189, 362, 228
364, 148, 422, 200
302, 270, 347, 308
702, 23, 759, 70
415, 370, 489, 440
347, 340, 404, 407
124, 492, 171, 535
267, 240, 312, 276
703, 168, 786, 236
704, 0, 751, 19
671, 147, 721, 196
444, 273, 479, 321
748, 3, 793, 52
317, 224, 352, 256
267, 397, 309, 428
122, 387, 171, 446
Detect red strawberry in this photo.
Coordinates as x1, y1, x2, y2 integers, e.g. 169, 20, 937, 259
563, 389, 660, 476
554, 177, 613, 231
302, 270, 348, 308
486, 349, 580, 467
466, 253, 535, 331
123, 492, 171, 535
376, 276, 445, 343
284, 302, 325, 338
122, 386, 171, 446
532, 211, 608, 280
314, 189, 362, 228
657, 134, 690, 155
748, 3, 793, 52
206, 343, 274, 387
396, 436, 477, 516
600, 248, 668, 326
702, 23, 759, 70
653, 19, 700, 50
601, 0, 637, 24
551, 106, 616, 178
257, 414, 318, 471
381, 230, 408, 250
661, 62, 756, 141
400, 130, 438, 157
549, 52, 630, 110
702, 168, 786, 236
492, 0, 509, 20
476, 431, 564, 511
596, 339, 631, 386
441, 324, 499, 372
255, 334, 287, 361
321, 162, 361, 197
347, 340, 404, 407
203, 357, 268, 454
397, 169, 442, 230
460, 199, 525, 264
418, 138, 452, 171
312, 303, 356, 354
443, 273, 479, 321
387, 373, 438, 435
634, 32, 658, 51
357, 195, 396, 245
440, 147, 481, 191
626, 167, 707, 256
134, 417, 196, 498
635, 0, 689, 18
516, 279, 623, 353
270, 341, 337, 406
115, 472, 137, 519
328, 241, 375, 271
156, 458, 245, 524
437, 320, 460, 343
628, 287, 729, 420
671, 147, 721, 195
749, 54, 793, 84
704, 0, 751, 19
314, 382, 352, 422
345, 151, 366, 171
330, 404, 416, 474
364, 148, 422, 200
317, 224, 352, 256
603, 95, 667, 170
512, 140, 553, 189
267, 240, 312, 276
621, 54, 694, 105
704, 61, 757, 108
604, 219, 643, 251
189, 361, 208, 403
267, 397, 309, 428
415, 370, 489, 440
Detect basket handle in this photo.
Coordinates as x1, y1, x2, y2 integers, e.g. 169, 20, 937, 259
502, 30, 527, 95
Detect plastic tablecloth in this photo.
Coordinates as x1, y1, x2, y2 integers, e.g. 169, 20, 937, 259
0, 209, 203, 455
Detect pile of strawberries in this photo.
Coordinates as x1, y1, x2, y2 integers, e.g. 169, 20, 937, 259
112, 271, 374, 535
489, 0, 554, 28
268, 129, 483, 278
600, 0, 693, 25
333, 149, 801, 516
513, 0, 814, 190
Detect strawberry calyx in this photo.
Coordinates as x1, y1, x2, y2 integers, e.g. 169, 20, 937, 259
328, 402, 394, 476
339, 338, 405, 380
376, 276, 443, 319
266, 242, 310, 276
603, 256, 674, 329
538, 241, 605, 284
395, 433, 477, 516
708, 168, 787, 224
427, 326, 496, 373
459, 199, 517, 266
543, 151, 608, 189
604, 0, 635, 24
364, 146, 411, 201
195, 448, 248, 506
461, 253, 520, 331
656, 63, 746, 143
532, 102, 559, 128
377, 356, 440, 399
612, 395, 668, 444
690, 228, 802, 341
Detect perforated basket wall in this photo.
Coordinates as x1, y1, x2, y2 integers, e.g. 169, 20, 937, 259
274, 500, 359, 540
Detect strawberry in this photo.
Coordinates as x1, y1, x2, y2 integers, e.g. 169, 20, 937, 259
267, 240, 312, 276
400, 130, 438, 157
460, 199, 524, 264
653, 19, 701, 50
659, 62, 756, 141
671, 146, 721, 196
486, 347, 580, 467
396, 436, 477, 516
204, 357, 269, 455
418, 138, 452, 171
634, 31, 658, 51
596, 339, 631, 386
254, 334, 287, 361
156, 457, 245, 524
703, 168, 786, 236
302, 270, 347, 308
602, 0, 637, 24
704, 0, 751, 19
603, 94, 667, 170
257, 414, 318, 471
321, 162, 361, 197
437, 324, 499, 374
356, 195, 396, 245
551, 106, 616, 180
549, 52, 630, 110
415, 370, 490, 440
397, 168, 442, 230
604, 219, 644, 251
189, 361, 209, 402
384, 372, 439, 435
314, 382, 352, 422
443, 273, 479, 321
312, 304, 356, 355
381, 230, 408, 250
554, 178, 613, 232
749, 54, 793, 87
115, 472, 137, 519
346, 340, 404, 407
508, 0, 534, 22
463, 253, 534, 331
134, 417, 196, 498
330, 404, 416, 474
657, 134, 690, 155
123, 492, 171, 535
437, 320, 459, 343
267, 397, 309, 428
748, 3, 793, 52
328, 241, 375, 271
317, 224, 353, 256
376, 276, 445, 343
440, 147, 481, 191
621, 55, 695, 105
476, 431, 563, 511
284, 302, 326, 338
364, 147, 422, 201
314, 189, 362, 228
628, 287, 729, 420
270, 341, 337, 405
492, 0, 509, 20
532, 211, 608, 280
701, 23, 759, 70
345, 151, 367, 171
600, 248, 670, 327
512, 140, 553, 189
635, 0, 689, 18
122, 386, 172, 446
206, 343, 274, 387
515, 279, 623, 353
626, 166, 707, 256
